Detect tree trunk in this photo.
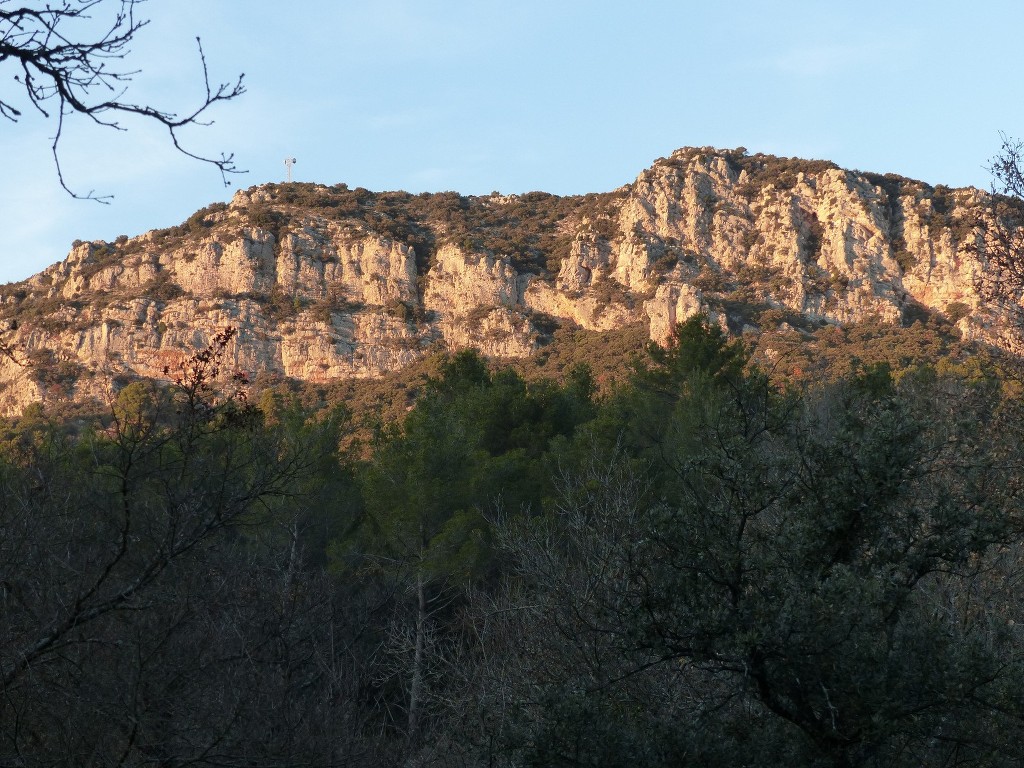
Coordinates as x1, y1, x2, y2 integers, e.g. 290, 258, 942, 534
408, 560, 426, 750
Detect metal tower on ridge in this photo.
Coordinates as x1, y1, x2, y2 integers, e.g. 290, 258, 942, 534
284, 157, 297, 183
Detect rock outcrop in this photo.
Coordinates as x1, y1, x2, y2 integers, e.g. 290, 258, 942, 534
0, 147, 1011, 414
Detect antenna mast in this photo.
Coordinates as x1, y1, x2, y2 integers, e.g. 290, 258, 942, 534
284, 157, 297, 183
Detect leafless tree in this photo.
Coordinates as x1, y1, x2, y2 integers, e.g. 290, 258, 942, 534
0, 0, 245, 201
976, 134, 1024, 319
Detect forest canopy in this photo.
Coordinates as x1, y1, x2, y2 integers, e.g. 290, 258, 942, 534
2, 316, 1024, 767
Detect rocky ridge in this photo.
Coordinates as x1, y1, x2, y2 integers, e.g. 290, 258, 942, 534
0, 147, 1011, 414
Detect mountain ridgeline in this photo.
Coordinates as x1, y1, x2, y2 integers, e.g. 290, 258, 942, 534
0, 146, 1012, 413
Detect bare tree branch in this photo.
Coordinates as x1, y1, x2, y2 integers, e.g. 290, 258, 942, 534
975, 133, 1024, 321
0, 0, 245, 201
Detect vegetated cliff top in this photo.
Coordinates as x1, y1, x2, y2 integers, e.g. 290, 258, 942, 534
0, 145, 1014, 417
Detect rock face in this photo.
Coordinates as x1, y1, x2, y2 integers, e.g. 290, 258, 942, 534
0, 147, 1012, 414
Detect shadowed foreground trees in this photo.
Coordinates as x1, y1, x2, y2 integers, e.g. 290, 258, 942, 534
341, 352, 597, 762
3, 319, 1024, 766
480, 321, 1024, 767
0, 340, 377, 766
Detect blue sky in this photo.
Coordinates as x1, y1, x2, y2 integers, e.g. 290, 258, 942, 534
2, 0, 1023, 284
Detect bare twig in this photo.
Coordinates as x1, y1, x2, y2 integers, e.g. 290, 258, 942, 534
0, 0, 245, 200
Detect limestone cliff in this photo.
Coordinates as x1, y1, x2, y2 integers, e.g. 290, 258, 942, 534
0, 147, 1012, 414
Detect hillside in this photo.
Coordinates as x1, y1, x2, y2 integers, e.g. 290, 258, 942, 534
0, 146, 1012, 414
6, 149, 1024, 767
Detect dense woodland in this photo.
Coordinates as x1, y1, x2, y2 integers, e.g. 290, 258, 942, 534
3, 315, 1024, 767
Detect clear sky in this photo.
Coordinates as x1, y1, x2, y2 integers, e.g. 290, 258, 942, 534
2, 0, 1023, 284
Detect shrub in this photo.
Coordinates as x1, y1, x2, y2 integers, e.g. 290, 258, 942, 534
891, 236, 917, 272
946, 301, 971, 323
143, 272, 184, 303
894, 249, 917, 273
692, 266, 726, 293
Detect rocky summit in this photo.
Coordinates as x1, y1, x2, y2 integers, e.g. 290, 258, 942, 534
0, 147, 1012, 414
